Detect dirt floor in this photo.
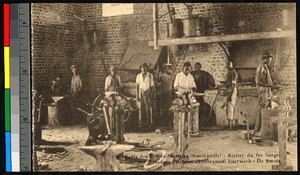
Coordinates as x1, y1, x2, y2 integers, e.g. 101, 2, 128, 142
35, 124, 297, 172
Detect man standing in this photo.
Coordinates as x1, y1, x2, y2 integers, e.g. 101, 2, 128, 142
191, 62, 215, 96
103, 65, 123, 116
174, 62, 197, 106
136, 63, 155, 131
223, 61, 238, 130
253, 51, 279, 136
105, 66, 122, 93
104, 66, 122, 103
191, 62, 216, 128
69, 65, 83, 124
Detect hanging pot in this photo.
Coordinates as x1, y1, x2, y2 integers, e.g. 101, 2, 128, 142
183, 17, 198, 37
198, 17, 211, 36
167, 19, 183, 38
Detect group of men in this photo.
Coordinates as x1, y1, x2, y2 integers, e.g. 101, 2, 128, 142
66, 50, 280, 135
173, 61, 237, 130
101, 61, 231, 131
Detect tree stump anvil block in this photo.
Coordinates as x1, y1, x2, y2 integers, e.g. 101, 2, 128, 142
170, 98, 190, 155
78, 142, 134, 171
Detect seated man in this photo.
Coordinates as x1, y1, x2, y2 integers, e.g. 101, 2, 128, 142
174, 62, 197, 106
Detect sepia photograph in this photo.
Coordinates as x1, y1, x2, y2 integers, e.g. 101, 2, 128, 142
31, 3, 297, 172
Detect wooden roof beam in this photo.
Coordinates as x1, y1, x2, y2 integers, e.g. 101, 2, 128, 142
149, 30, 295, 46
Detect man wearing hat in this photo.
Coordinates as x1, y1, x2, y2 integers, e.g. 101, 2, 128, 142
69, 64, 83, 124
253, 51, 280, 136
70, 65, 82, 96
136, 62, 155, 131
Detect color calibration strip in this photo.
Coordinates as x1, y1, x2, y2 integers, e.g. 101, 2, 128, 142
10, 3, 20, 172
4, 3, 12, 172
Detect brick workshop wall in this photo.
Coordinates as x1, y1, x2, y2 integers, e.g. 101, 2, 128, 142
156, 3, 296, 126
80, 4, 153, 99
31, 3, 296, 124
31, 3, 83, 95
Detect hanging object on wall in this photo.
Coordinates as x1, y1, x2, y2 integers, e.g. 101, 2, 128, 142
152, 4, 183, 39
167, 5, 183, 38
182, 4, 198, 37
182, 4, 212, 37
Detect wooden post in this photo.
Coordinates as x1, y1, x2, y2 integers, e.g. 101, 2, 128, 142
186, 111, 190, 140
114, 107, 125, 144
119, 110, 124, 143
189, 101, 200, 135
270, 91, 295, 171
115, 107, 120, 143
109, 107, 113, 134
173, 105, 179, 151
153, 3, 159, 50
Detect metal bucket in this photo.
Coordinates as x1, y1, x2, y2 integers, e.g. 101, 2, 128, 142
198, 17, 211, 36
183, 18, 199, 37
167, 19, 183, 38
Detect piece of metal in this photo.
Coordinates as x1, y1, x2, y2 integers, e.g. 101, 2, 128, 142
19, 3, 31, 172
103, 106, 112, 136
165, 48, 172, 66
73, 14, 84, 21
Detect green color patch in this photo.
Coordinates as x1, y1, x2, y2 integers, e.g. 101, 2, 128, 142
5, 89, 11, 131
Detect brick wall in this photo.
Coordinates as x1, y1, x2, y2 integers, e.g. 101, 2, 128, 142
31, 3, 83, 95
31, 3, 296, 122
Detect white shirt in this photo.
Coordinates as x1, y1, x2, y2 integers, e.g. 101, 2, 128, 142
174, 71, 196, 90
136, 72, 154, 91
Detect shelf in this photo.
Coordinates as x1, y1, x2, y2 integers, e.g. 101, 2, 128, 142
149, 30, 295, 46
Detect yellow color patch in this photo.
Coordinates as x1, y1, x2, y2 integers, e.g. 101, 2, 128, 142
4, 47, 10, 89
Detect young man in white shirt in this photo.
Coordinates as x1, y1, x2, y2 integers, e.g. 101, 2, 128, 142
174, 62, 197, 106
136, 62, 155, 131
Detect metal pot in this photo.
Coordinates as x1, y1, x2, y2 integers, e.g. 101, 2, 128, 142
183, 18, 198, 37
199, 17, 211, 36
167, 19, 183, 38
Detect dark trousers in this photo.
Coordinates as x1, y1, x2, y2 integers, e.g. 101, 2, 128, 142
139, 89, 152, 127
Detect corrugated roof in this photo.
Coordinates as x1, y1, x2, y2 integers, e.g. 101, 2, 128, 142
119, 41, 163, 70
